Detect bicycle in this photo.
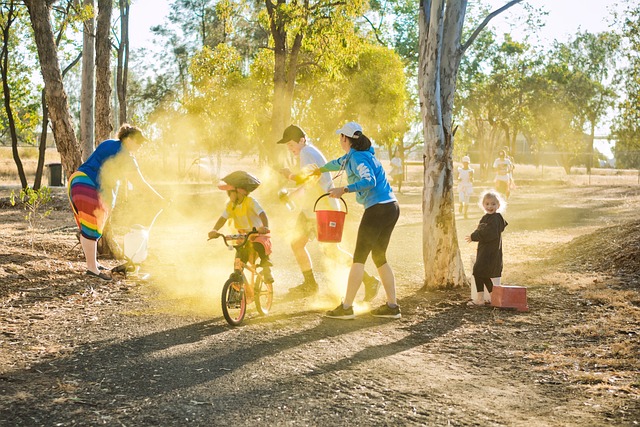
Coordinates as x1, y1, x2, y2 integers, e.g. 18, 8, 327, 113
210, 229, 274, 326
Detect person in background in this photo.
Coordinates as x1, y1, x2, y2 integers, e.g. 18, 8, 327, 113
208, 171, 274, 284
313, 122, 401, 320
68, 124, 166, 281
464, 190, 508, 307
277, 125, 380, 300
493, 150, 512, 198
390, 151, 404, 193
457, 155, 474, 219
503, 146, 516, 193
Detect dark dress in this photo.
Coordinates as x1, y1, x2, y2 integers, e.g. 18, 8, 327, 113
471, 213, 508, 278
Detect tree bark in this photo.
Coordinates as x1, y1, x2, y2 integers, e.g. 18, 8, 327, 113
419, 0, 465, 289
81, 0, 95, 161
34, 89, 47, 190
418, 0, 522, 289
116, 0, 129, 126
265, 0, 290, 152
24, 0, 82, 179
95, 0, 112, 142
1, 2, 27, 189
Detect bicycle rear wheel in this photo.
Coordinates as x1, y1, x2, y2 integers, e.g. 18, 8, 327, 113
222, 277, 246, 326
254, 275, 273, 316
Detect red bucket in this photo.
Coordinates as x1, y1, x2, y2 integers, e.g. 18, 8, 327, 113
314, 193, 348, 243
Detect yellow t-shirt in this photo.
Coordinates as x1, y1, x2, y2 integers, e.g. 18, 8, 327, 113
221, 196, 265, 232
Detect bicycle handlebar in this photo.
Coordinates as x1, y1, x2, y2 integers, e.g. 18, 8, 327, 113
209, 228, 259, 249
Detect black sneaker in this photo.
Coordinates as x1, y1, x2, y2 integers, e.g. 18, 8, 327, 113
288, 282, 318, 297
325, 304, 355, 320
371, 303, 401, 319
363, 277, 381, 302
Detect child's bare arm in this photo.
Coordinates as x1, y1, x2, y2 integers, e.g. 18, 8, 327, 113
257, 212, 270, 234
208, 216, 227, 238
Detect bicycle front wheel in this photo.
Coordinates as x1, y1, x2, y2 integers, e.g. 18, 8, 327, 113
254, 275, 273, 316
222, 277, 246, 326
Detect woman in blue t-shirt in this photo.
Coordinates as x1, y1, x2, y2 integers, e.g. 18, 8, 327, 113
314, 122, 401, 320
68, 124, 165, 281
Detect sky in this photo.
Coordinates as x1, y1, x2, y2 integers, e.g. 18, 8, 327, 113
127, 0, 623, 157
128, 0, 622, 52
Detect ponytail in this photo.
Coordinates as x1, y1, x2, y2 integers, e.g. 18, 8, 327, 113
346, 131, 372, 151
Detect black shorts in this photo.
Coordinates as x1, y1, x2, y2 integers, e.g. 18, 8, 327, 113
353, 201, 400, 267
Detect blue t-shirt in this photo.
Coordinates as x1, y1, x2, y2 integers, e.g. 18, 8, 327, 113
320, 147, 396, 209
78, 139, 124, 186
78, 139, 138, 206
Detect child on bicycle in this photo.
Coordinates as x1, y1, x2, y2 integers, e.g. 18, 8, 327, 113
208, 171, 274, 284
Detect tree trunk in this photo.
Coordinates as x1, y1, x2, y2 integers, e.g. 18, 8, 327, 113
81, 0, 95, 161
587, 123, 595, 174
1, 1, 27, 188
24, 0, 82, 179
418, 0, 522, 289
267, 3, 288, 149
34, 89, 48, 190
418, 0, 466, 289
265, 0, 301, 162
95, 0, 112, 142
116, 0, 129, 126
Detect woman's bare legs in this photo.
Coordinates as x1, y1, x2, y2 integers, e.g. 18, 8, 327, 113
342, 263, 365, 307
377, 263, 397, 305
80, 235, 99, 274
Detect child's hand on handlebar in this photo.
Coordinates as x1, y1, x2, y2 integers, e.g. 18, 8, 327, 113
257, 226, 270, 234
208, 230, 221, 239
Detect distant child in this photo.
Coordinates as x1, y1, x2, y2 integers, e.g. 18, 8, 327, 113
208, 171, 274, 284
457, 155, 474, 218
390, 152, 404, 193
464, 191, 508, 306
493, 150, 513, 198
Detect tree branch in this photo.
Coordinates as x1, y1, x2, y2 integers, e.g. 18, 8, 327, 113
62, 52, 82, 77
362, 14, 386, 46
460, 0, 523, 55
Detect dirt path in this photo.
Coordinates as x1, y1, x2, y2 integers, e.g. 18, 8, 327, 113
1, 183, 639, 426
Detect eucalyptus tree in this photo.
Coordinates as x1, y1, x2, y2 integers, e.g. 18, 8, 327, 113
1, 0, 34, 188
342, 45, 409, 158
115, 0, 130, 126
553, 31, 620, 172
23, 0, 82, 179
612, 3, 640, 169
80, 0, 95, 161
263, 0, 367, 150
186, 43, 252, 172
94, 0, 111, 141
418, 0, 523, 289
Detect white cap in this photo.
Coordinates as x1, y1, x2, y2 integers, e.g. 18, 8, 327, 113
335, 122, 363, 138
462, 155, 470, 163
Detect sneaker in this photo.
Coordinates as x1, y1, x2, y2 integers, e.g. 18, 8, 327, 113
371, 303, 401, 319
363, 277, 381, 302
325, 304, 355, 320
262, 266, 274, 284
288, 281, 318, 297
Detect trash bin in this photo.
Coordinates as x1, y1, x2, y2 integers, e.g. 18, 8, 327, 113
46, 163, 63, 186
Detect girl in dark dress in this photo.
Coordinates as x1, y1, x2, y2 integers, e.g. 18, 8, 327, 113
465, 191, 508, 306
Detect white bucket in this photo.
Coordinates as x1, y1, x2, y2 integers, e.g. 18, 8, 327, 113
124, 225, 149, 264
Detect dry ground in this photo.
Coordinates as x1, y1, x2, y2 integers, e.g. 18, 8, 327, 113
0, 178, 639, 426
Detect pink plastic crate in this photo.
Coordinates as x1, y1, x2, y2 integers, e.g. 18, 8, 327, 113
491, 285, 529, 312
